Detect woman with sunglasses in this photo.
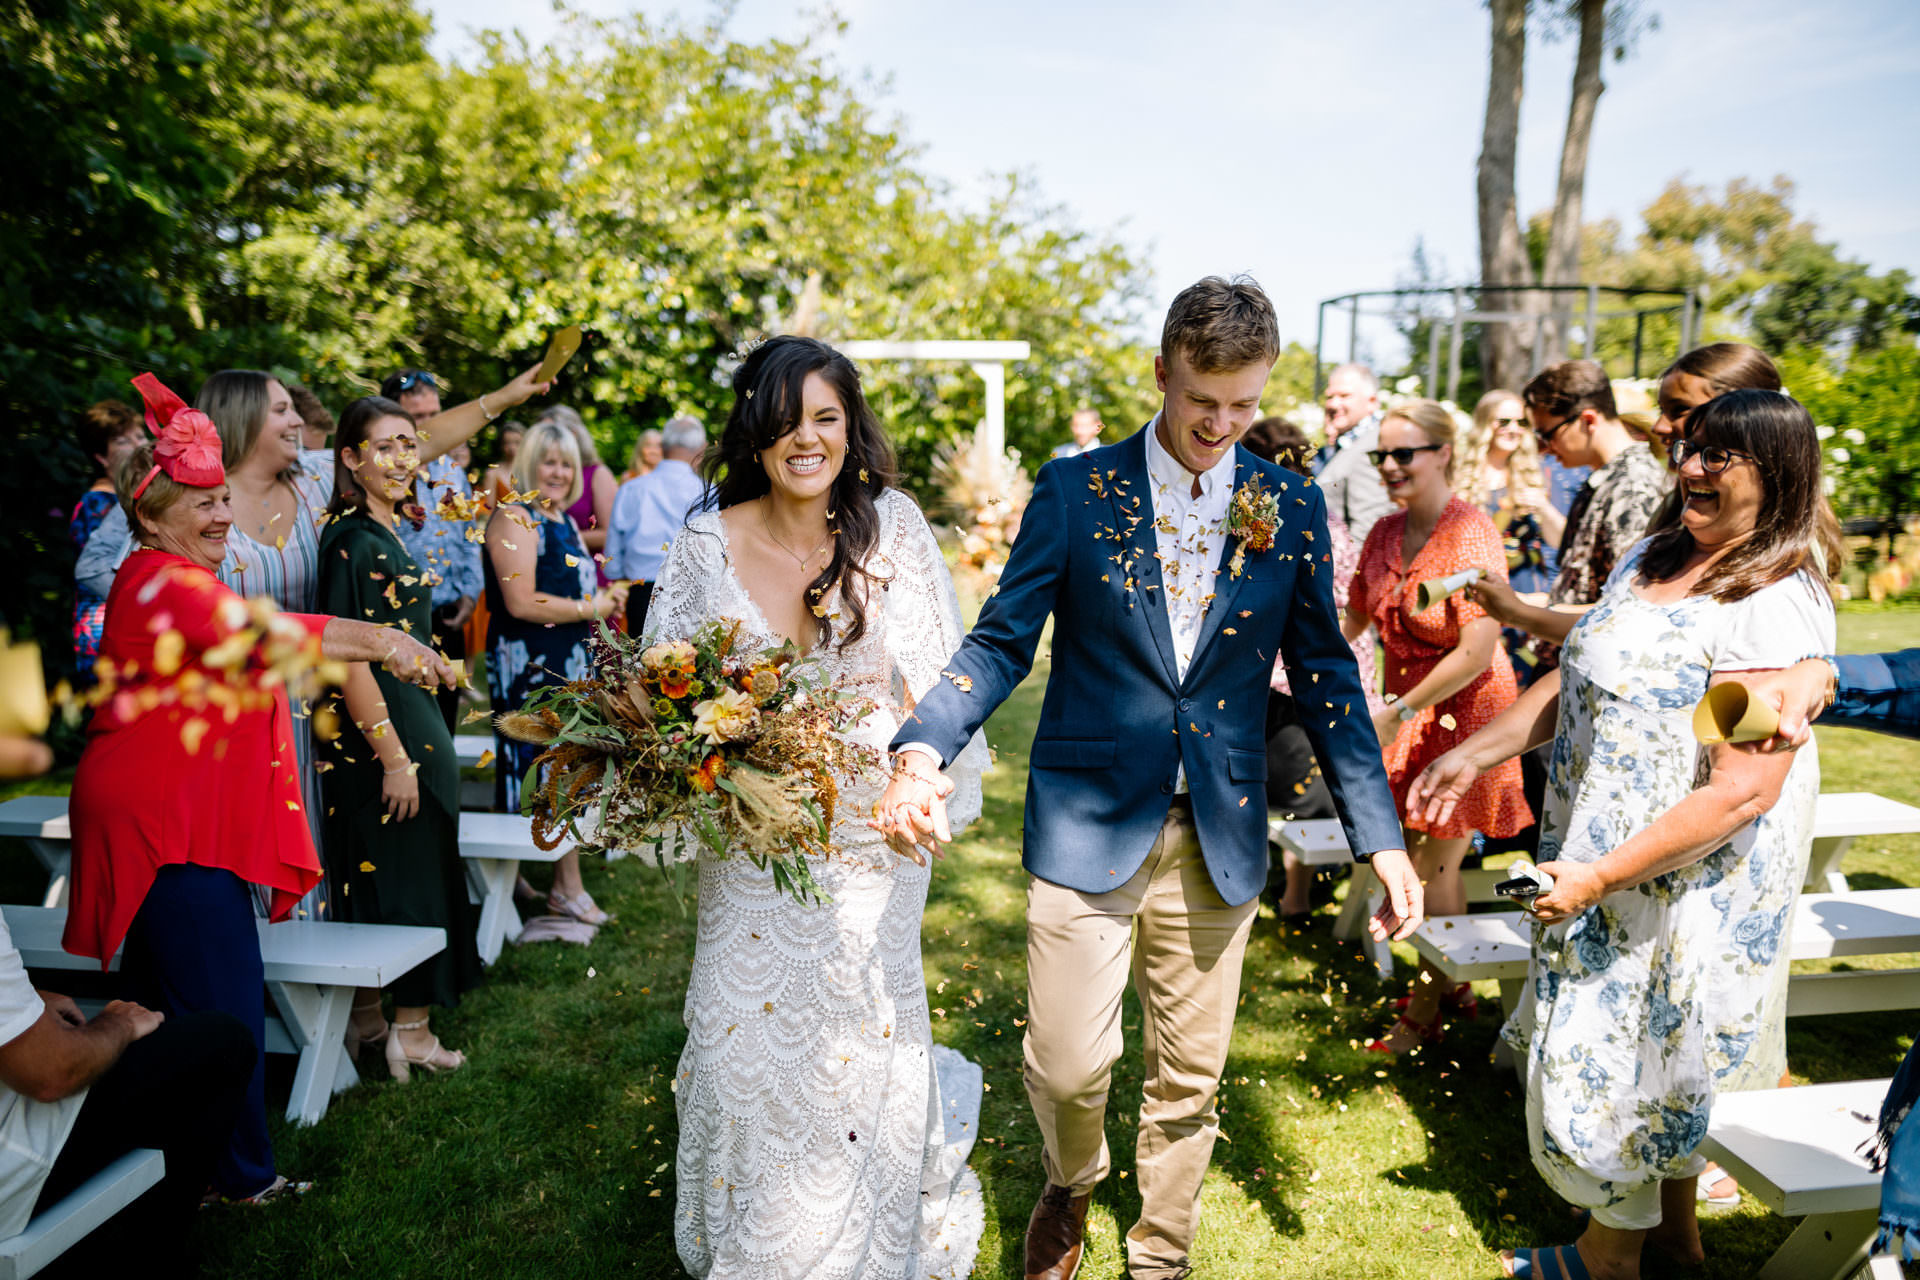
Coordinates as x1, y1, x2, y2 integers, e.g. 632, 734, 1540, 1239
1459, 390, 1565, 683
1409, 390, 1837, 1280
1345, 399, 1532, 1055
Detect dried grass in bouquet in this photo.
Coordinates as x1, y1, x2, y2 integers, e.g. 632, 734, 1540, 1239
497, 618, 876, 906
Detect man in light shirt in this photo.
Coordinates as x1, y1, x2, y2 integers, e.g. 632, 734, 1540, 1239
0, 912, 253, 1269
604, 416, 709, 631
1050, 407, 1104, 460
1312, 362, 1393, 546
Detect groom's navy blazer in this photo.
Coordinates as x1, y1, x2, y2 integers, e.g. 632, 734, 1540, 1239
895, 425, 1404, 906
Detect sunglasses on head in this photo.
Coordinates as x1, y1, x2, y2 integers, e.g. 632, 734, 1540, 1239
1668, 438, 1752, 475
392, 371, 438, 394
1368, 444, 1444, 467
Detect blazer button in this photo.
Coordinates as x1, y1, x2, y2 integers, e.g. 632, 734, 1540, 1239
1177, 698, 1192, 712
1160, 780, 1174, 794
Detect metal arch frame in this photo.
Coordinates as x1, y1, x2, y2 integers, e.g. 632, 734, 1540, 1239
837, 341, 1032, 458
1312, 282, 1704, 402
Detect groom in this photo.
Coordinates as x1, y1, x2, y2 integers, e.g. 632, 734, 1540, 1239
881, 275, 1419, 1280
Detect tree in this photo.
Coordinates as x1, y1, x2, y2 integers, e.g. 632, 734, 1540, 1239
1783, 342, 1920, 550
1475, 0, 1655, 389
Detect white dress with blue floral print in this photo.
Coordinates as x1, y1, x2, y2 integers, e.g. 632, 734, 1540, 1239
1501, 543, 1834, 1218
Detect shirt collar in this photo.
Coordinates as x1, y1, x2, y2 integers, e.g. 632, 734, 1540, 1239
1144, 413, 1235, 503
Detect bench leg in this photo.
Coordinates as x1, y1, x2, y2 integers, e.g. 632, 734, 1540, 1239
1805, 835, 1853, 895
1757, 1206, 1877, 1280
27, 841, 69, 909
1332, 863, 1378, 941
466, 857, 523, 966
1495, 978, 1526, 1082
269, 983, 354, 1127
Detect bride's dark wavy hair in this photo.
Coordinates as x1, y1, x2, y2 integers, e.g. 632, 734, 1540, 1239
702, 336, 898, 648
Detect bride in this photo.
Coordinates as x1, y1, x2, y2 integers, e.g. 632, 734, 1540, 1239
642, 336, 989, 1278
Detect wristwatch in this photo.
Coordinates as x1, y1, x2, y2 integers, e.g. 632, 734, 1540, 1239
1397, 704, 1419, 722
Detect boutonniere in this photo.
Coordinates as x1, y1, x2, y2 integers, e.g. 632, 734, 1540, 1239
1226, 475, 1279, 579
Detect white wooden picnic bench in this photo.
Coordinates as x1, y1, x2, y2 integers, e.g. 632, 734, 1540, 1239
1271, 789, 1920, 978
2, 905, 444, 1127
0, 798, 570, 966
457, 812, 572, 965
0, 1147, 165, 1280
453, 734, 493, 766
1698, 1077, 1900, 1280
1409, 889, 1920, 1026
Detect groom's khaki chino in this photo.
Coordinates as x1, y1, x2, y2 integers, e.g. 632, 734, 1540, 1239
1025, 802, 1259, 1271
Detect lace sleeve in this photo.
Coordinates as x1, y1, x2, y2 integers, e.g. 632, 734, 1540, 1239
878, 489, 990, 833
639, 514, 723, 645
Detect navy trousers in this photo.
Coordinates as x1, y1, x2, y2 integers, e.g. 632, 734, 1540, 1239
121, 863, 274, 1199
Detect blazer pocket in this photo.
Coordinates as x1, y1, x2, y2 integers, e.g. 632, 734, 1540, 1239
1030, 737, 1116, 769
1227, 748, 1267, 782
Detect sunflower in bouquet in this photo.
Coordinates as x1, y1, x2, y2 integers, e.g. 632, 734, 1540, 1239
497, 619, 877, 906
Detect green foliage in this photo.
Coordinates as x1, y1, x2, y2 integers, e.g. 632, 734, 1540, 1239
1779, 341, 1920, 533
1, 0, 1151, 683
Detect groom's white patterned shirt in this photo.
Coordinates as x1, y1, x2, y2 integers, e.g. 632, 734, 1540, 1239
1143, 416, 1234, 793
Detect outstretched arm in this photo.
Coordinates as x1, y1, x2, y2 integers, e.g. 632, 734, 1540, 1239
1731, 650, 1920, 751
879, 461, 1071, 855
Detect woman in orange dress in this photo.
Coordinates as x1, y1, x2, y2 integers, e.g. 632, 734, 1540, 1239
1344, 398, 1531, 1055
65, 374, 453, 1202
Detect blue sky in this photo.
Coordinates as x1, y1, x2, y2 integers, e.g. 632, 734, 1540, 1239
428, 1, 1920, 353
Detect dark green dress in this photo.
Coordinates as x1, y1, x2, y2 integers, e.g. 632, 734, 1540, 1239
318, 509, 482, 1008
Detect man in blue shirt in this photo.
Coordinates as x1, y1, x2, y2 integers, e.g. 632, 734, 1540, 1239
384, 370, 485, 731
604, 416, 709, 631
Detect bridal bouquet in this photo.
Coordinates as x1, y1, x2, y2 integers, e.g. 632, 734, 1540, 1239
497, 619, 876, 906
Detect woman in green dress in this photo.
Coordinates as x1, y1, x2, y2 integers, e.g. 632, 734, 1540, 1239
318, 395, 484, 1080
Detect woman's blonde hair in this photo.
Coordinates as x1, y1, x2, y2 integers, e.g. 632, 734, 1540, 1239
629, 428, 662, 473
512, 419, 583, 510
1455, 389, 1547, 507
1380, 397, 1460, 483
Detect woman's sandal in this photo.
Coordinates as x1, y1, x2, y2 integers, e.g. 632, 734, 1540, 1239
206, 1174, 315, 1207
1365, 1010, 1444, 1055
1696, 1162, 1741, 1207
344, 1002, 389, 1062
548, 889, 610, 927
386, 1018, 467, 1083
1503, 1243, 1591, 1278
1394, 983, 1479, 1021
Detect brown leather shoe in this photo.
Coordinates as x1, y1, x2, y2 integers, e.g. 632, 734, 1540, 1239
1024, 1183, 1093, 1280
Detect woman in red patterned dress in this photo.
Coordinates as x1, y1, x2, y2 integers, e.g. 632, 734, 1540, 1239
1344, 398, 1532, 1055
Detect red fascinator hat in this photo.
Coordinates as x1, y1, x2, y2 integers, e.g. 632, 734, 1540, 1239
129, 372, 225, 498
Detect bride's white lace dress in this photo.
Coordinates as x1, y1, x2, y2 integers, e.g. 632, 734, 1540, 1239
643, 488, 989, 1279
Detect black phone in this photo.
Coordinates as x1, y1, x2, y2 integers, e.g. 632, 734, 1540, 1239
1494, 874, 1542, 900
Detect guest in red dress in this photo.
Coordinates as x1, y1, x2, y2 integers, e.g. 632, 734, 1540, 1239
64, 374, 453, 1203
1344, 398, 1532, 1056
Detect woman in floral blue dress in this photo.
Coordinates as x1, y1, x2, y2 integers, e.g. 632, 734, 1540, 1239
1409, 389, 1839, 1280
484, 418, 628, 924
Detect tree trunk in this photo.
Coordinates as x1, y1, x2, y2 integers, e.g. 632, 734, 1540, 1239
1477, 0, 1535, 393
1541, 0, 1609, 362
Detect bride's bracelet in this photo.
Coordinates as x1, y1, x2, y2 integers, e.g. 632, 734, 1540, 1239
889, 755, 940, 784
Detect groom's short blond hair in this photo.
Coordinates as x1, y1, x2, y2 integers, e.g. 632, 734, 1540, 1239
1161, 275, 1280, 374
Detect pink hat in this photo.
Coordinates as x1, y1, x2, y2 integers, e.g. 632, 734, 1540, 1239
129, 373, 225, 497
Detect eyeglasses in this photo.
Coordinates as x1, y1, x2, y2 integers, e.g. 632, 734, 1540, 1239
391, 371, 438, 394
1668, 438, 1753, 475
1368, 444, 1445, 467
1533, 414, 1575, 446
1492, 416, 1527, 428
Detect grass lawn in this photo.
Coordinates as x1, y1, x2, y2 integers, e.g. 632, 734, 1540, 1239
5, 604, 1919, 1277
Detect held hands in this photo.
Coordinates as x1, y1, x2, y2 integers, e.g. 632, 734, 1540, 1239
1406, 748, 1482, 830
1523, 860, 1606, 924
382, 764, 420, 822
592, 584, 630, 619
871, 752, 955, 866
1729, 658, 1832, 754
1366, 848, 1424, 941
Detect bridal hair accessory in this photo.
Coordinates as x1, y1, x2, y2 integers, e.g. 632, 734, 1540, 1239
1415, 567, 1486, 613
1225, 475, 1280, 579
129, 372, 225, 498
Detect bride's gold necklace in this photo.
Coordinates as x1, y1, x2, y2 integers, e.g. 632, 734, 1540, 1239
759, 497, 833, 572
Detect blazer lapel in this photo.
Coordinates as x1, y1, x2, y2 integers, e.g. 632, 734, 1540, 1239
1183, 452, 1253, 683
1105, 428, 1179, 688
